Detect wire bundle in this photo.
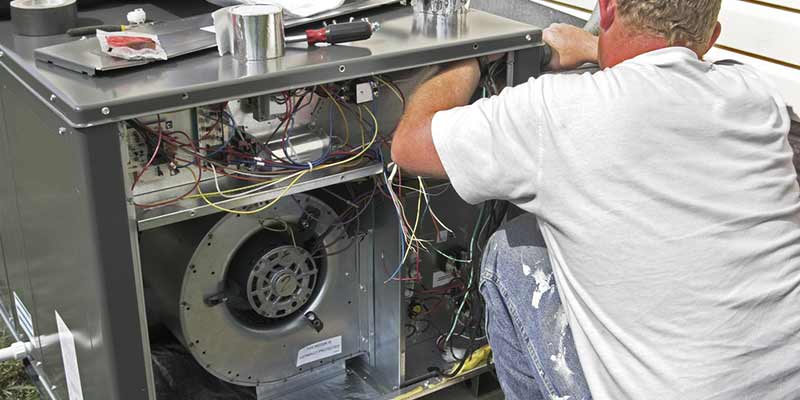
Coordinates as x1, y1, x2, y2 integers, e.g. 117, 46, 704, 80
126, 80, 398, 214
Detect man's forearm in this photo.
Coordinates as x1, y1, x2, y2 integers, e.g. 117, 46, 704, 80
390, 59, 482, 177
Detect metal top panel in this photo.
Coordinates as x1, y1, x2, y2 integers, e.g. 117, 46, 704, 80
0, 3, 542, 127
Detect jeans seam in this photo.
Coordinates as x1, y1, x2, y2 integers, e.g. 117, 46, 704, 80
483, 276, 560, 398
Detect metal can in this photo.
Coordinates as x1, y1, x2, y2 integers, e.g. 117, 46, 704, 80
230, 4, 285, 62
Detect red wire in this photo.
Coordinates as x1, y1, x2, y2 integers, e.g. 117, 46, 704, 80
133, 130, 203, 209
130, 117, 164, 191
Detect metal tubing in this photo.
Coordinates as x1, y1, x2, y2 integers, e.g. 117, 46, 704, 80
230, 4, 286, 62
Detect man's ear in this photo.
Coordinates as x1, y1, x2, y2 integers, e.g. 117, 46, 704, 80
599, 0, 616, 31
706, 22, 722, 52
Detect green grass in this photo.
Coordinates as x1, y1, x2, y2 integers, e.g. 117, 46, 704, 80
0, 328, 38, 400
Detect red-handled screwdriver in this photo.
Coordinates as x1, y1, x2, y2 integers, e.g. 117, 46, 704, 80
285, 20, 380, 46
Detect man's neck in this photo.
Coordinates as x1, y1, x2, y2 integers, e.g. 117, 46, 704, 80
599, 21, 673, 68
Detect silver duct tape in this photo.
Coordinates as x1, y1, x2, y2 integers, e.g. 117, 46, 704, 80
230, 4, 285, 62
412, 0, 469, 16
10, 0, 77, 37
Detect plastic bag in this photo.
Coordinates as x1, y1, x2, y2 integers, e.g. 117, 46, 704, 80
97, 30, 168, 61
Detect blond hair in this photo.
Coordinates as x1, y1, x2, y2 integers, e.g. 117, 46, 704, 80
616, 0, 722, 48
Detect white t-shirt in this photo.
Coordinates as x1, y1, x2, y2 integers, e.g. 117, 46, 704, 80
432, 47, 800, 400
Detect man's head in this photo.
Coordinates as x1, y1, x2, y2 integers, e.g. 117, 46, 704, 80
597, 0, 723, 68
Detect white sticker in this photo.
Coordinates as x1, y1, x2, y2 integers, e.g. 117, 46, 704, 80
432, 271, 455, 288
296, 336, 342, 367
56, 311, 84, 400
13, 292, 34, 340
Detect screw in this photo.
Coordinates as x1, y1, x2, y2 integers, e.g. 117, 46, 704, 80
49, 94, 56, 102
35, 361, 42, 366
0, 51, 4, 58
359, 284, 366, 292
525, 34, 532, 41
473, 43, 479, 50
345, 272, 350, 277
51, 385, 56, 390
57, 127, 67, 135
101, 107, 110, 115
338, 65, 346, 73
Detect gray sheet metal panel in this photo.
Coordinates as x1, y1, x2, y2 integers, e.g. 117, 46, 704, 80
0, 68, 152, 399
0, 71, 44, 361
0, 84, 14, 320
371, 197, 404, 389
0, 4, 542, 127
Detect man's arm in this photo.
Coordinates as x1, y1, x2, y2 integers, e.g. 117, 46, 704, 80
543, 23, 599, 71
390, 25, 598, 178
390, 59, 481, 178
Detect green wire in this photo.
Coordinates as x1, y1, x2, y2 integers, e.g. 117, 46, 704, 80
444, 204, 488, 344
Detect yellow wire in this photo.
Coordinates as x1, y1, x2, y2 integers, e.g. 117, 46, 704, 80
195, 105, 379, 215
399, 178, 423, 266
320, 86, 350, 147
186, 96, 368, 201
259, 218, 297, 248
374, 76, 405, 107
358, 106, 366, 147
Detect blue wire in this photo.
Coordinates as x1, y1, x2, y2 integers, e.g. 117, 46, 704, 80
379, 148, 409, 283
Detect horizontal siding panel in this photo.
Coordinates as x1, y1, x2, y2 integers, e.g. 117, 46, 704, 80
718, 0, 800, 66
529, 0, 590, 19
746, 0, 800, 11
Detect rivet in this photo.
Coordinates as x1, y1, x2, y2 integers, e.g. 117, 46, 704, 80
101, 107, 110, 115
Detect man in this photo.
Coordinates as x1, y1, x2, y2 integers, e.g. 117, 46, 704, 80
391, 0, 800, 399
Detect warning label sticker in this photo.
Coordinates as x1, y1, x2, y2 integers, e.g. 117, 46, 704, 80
13, 292, 34, 340
56, 311, 84, 400
296, 336, 342, 367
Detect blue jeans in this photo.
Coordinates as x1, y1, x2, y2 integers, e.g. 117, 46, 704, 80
480, 214, 592, 400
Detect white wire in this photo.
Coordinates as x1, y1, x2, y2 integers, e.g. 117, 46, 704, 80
419, 177, 454, 233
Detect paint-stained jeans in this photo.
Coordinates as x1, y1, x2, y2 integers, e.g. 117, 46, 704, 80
480, 214, 592, 400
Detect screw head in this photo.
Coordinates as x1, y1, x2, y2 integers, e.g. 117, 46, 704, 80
49, 94, 57, 102
101, 107, 110, 115
338, 65, 346, 73
0, 51, 4, 58
58, 127, 67, 135
525, 34, 532, 41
